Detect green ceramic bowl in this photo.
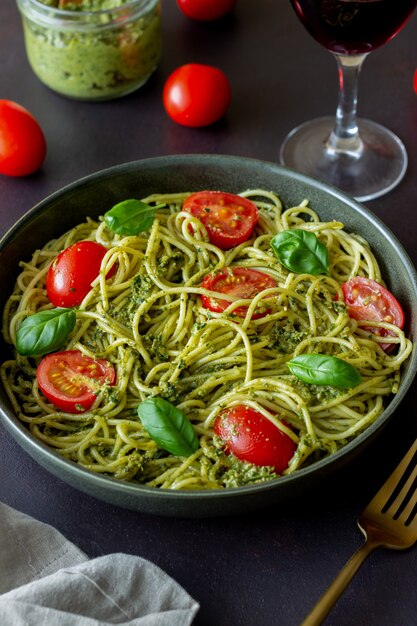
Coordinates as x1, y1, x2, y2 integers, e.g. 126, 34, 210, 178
1, 155, 416, 517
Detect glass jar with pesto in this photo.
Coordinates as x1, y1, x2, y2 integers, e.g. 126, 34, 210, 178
16, 0, 162, 101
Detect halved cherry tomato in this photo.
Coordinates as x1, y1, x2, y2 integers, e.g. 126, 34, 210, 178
214, 405, 297, 473
183, 191, 258, 249
342, 277, 404, 351
46, 241, 116, 308
0, 100, 46, 177
201, 267, 276, 319
163, 64, 231, 128
177, 0, 237, 21
36, 350, 116, 413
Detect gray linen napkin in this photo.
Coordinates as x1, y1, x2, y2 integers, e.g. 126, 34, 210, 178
0, 503, 199, 625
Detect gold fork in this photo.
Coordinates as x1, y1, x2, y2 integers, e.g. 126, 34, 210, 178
301, 437, 417, 626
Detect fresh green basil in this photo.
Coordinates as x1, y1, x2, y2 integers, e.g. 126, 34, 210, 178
104, 199, 164, 236
271, 229, 330, 275
287, 354, 361, 388
16, 308, 76, 357
138, 397, 199, 457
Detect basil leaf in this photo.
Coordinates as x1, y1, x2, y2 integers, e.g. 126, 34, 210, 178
138, 397, 199, 457
287, 354, 361, 388
104, 199, 164, 236
271, 229, 329, 275
16, 308, 76, 357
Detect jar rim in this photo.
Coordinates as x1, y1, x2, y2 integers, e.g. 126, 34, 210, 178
17, 0, 159, 30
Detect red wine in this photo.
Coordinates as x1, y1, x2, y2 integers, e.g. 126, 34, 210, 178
291, 0, 417, 54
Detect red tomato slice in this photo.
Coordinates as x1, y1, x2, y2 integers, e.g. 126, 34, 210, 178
201, 267, 276, 319
182, 191, 258, 249
36, 350, 116, 413
214, 405, 297, 473
46, 241, 116, 308
341, 277, 404, 351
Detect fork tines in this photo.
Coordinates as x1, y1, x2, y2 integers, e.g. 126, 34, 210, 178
379, 439, 417, 526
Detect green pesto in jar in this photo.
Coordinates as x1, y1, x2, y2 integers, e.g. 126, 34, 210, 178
19, 0, 162, 101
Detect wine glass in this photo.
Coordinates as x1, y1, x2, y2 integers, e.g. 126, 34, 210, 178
280, 0, 417, 201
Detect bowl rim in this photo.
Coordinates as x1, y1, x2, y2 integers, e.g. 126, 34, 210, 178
1, 153, 416, 504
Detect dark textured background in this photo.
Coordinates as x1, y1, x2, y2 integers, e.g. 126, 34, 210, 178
1, 1, 417, 624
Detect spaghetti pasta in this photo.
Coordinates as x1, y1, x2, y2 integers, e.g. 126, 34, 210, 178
1, 189, 412, 489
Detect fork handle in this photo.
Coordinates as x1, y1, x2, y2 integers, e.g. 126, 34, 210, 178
300, 540, 379, 626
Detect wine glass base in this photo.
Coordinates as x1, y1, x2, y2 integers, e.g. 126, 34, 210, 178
279, 116, 408, 202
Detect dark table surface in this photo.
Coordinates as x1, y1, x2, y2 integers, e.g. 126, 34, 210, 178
1, 1, 417, 625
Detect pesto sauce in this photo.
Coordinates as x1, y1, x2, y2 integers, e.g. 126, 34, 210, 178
21, 0, 162, 100
45, 2, 131, 9
210, 436, 278, 487
221, 461, 278, 488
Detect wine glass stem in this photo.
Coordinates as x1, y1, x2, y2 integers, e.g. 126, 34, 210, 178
326, 53, 368, 158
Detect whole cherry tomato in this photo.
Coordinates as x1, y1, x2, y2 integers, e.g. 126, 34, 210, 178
214, 405, 297, 473
46, 241, 116, 308
341, 276, 404, 351
177, 0, 237, 21
183, 191, 258, 249
163, 63, 231, 127
201, 267, 277, 319
37, 350, 116, 413
0, 100, 46, 177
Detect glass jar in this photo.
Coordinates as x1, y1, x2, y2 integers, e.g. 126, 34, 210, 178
16, 0, 162, 101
